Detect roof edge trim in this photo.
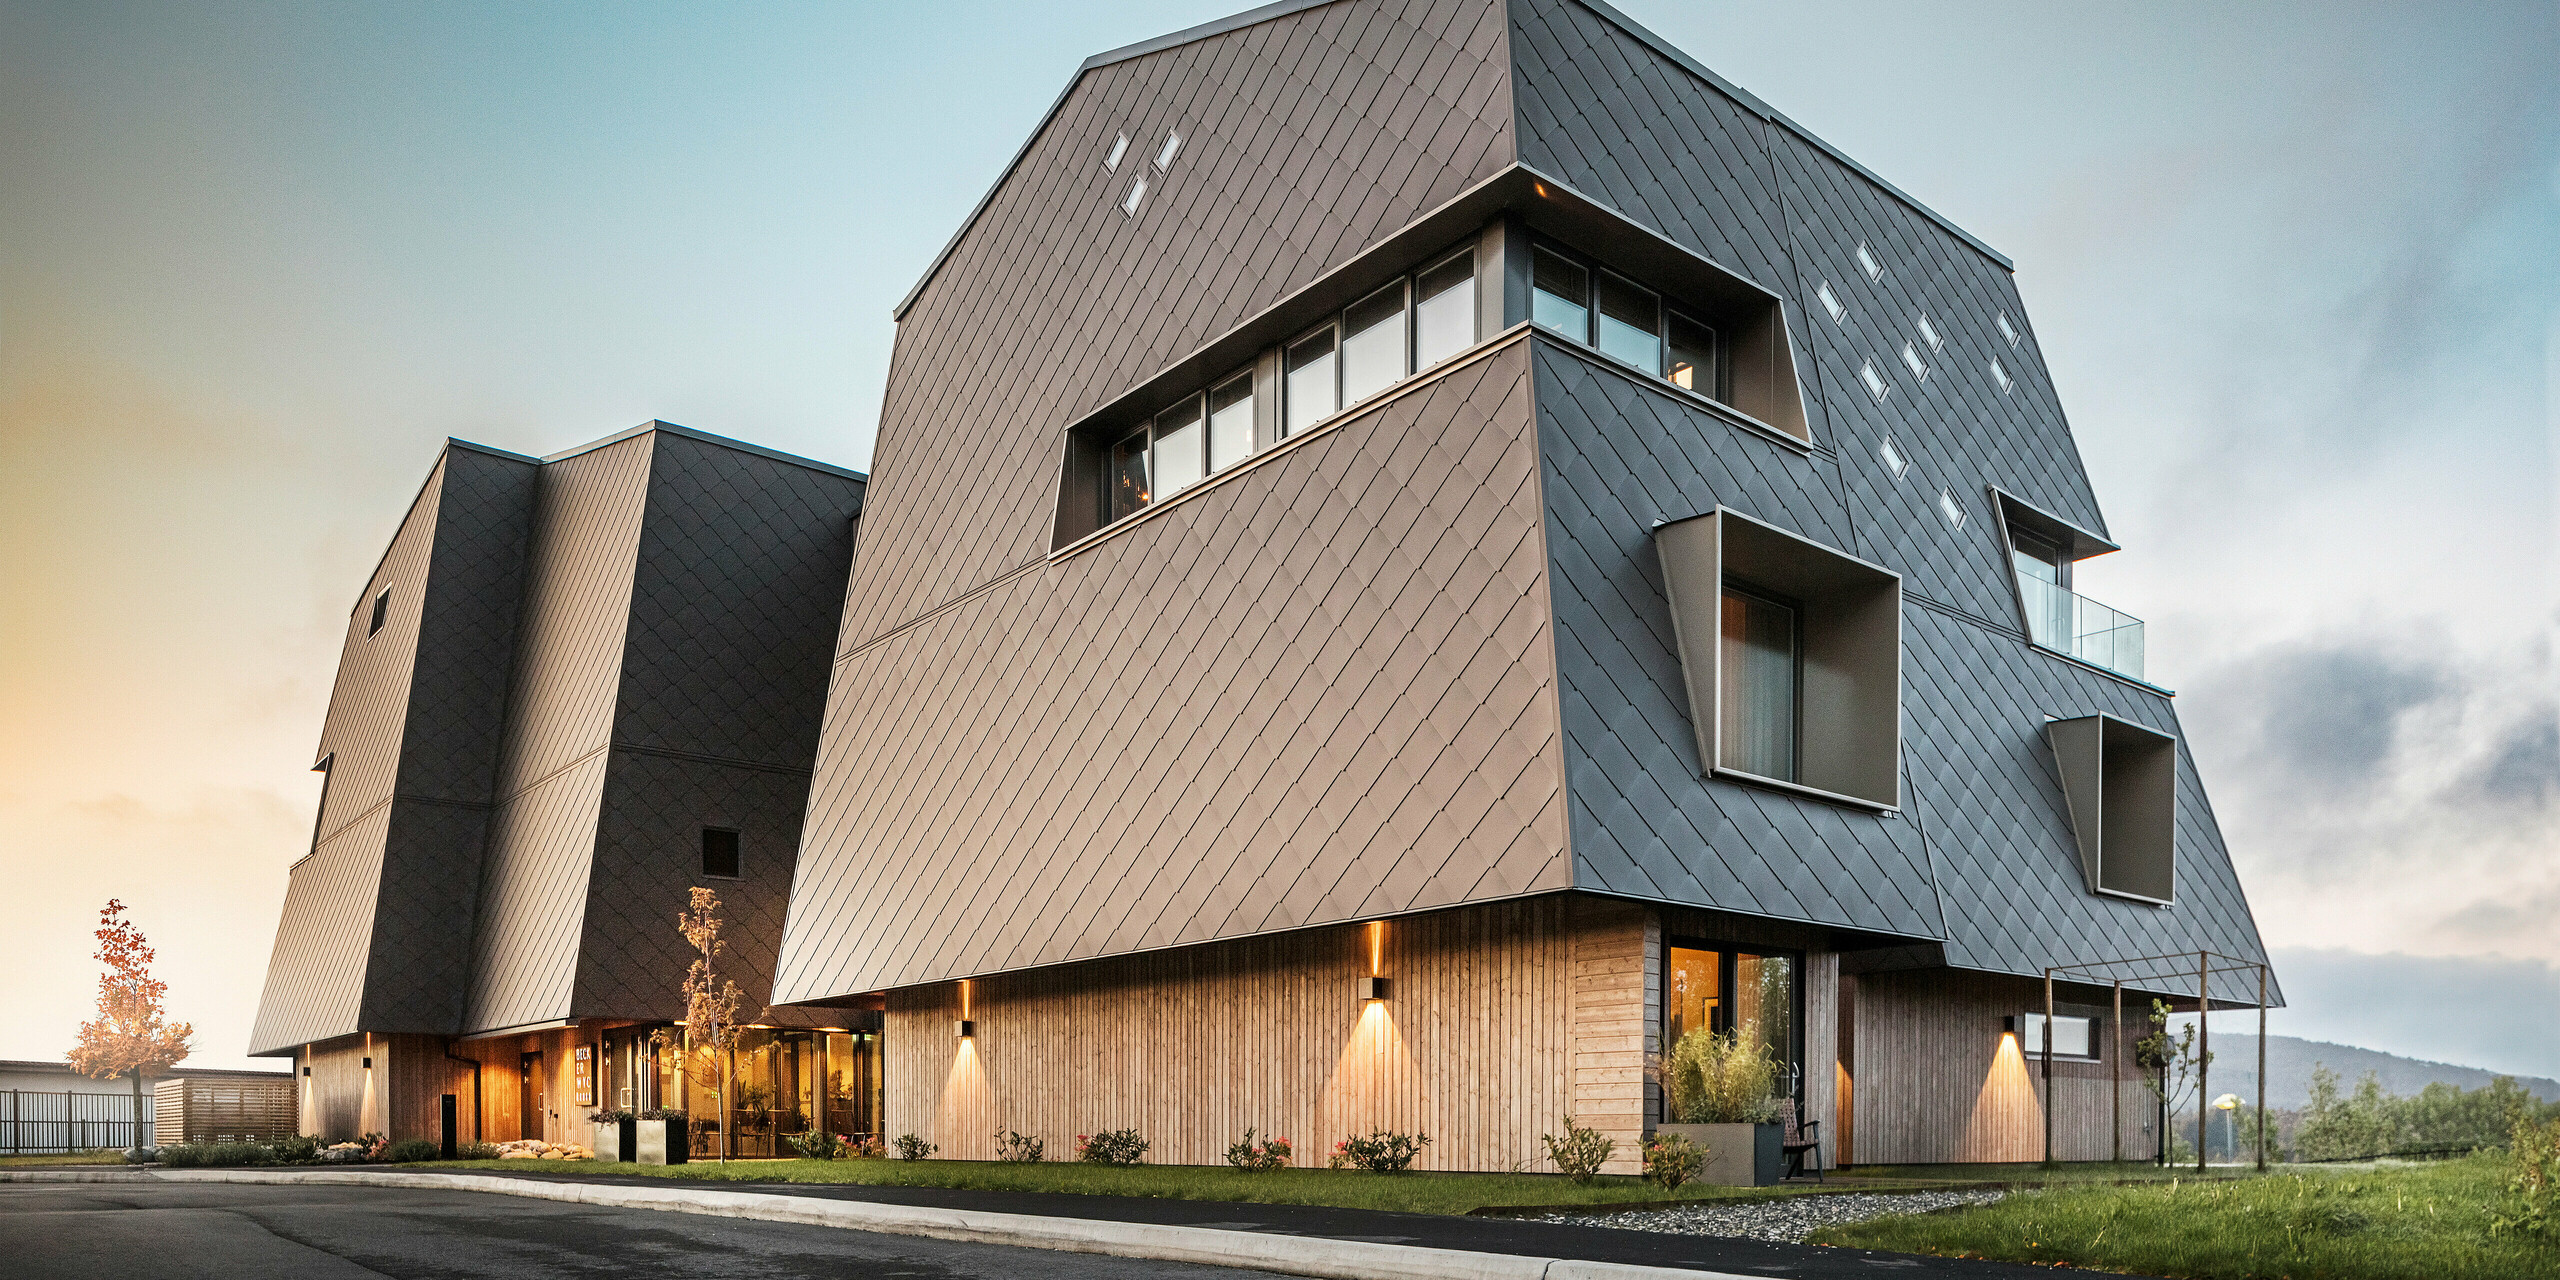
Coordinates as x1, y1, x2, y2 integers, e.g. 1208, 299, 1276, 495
540, 420, 868, 481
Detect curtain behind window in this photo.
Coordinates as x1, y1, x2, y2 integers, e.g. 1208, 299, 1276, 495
1721, 587, 1797, 779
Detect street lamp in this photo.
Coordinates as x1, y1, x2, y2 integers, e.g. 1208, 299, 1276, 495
2212, 1092, 2241, 1164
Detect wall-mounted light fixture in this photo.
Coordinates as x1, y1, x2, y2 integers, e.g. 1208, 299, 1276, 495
302, 1066, 311, 1077
954, 1019, 975, 1039
1355, 976, 1389, 1002
361, 1057, 373, 1069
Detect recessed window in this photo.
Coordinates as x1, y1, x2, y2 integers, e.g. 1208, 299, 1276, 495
1665, 313, 1718, 399
1938, 488, 1967, 528
1595, 273, 1663, 374
1151, 396, 1205, 500
1855, 242, 1882, 280
1877, 435, 1908, 479
1990, 356, 2013, 393
1653, 509, 1903, 809
1914, 313, 1942, 351
2011, 1013, 2098, 1061
1413, 249, 1476, 369
1207, 373, 1253, 473
367, 588, 390, 638
1340, 281, 1409, 406
700, 828, 741, 880
1103, 132, 1129, 172
1816, 281, 1845, 325
1283, 325, 1338, 438
2048, 713, 2178, 903
1859, 359, 1890, 401
1120, 176, 1147, 217
1996, 311, 2021, 346
1900, 342, 1929, 382
1531, 247, 1590, 339
1108, 425, 1150, 521
1153, 131, 1181, 171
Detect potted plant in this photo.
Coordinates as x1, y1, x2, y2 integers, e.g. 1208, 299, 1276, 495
634, 1108, 688, 1165
1655, 1022, 1783, 1186
589, 1109, 637, 1163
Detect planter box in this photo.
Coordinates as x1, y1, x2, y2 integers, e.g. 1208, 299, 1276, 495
1655, 1122, 1781, 1186
634, 1118, 687, 1166
591, 1118, 637, 1164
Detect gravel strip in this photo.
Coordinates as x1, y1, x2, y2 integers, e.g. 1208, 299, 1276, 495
1535, 1190, 2008, 1243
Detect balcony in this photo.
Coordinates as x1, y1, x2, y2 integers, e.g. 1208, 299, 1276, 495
2017, 574, 2146, 681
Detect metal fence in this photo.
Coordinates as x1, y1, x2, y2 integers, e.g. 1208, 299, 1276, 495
2, 1090, 156, 1153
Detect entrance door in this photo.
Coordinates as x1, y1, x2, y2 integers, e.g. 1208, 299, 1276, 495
519, 1052, 545, 1142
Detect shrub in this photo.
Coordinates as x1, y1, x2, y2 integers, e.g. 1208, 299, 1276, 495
270, 1134, 320, 1164
893, 1133, 938, 1161
1663, 1023, 1781, 1124
1541, 1116, 1614, 1184
124, 1146, 159, 1165
1644, 1134, 1708, 1191
1076, 1129, 1149, 1166
1333, 1130, 1431, 1173
2492, 1114, 2560, 1239
587, 1109, 635, 1125
638, 1107, 688, 1122
457, 1142, 500, 1160
993, 1130, 1046, 1163
1224, 1129, 1292, 1171
385, 1138, 441, 1163
847, 1135, 885, 1159
159, 1141, 276, 1168
786, 1130, 844, 1160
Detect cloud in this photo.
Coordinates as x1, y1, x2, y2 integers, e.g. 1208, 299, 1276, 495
2267, 946, 2560, 1080
2222, 642, 2454, 798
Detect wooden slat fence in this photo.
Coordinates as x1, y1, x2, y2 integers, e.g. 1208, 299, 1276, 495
153, 1077, 298, 1145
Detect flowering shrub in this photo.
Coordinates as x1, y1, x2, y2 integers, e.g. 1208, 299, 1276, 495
1333, 1130, 1431, 1173
847, 1134, 885, 1159
1223, 1129, 1291, 1171
1542, 1116, 1614, 1183
1643, 1134, 1708, 1191
893, 1133, 938, 1161
994, 1130, 1046, 1162
786, 1130, 844, 1160
1076, 1129, 1149, 1166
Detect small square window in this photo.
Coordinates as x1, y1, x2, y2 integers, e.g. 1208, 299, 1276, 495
1154, 131, 1182, 171
1855, 242, 1882, 280
1877, 436, 1908, 479
1816, 281, 1845, 325
1996, 311, 2021, 346
1103, 132, 1128, 172
367, 588, 389, 638
1991, 357, 2013, 393
1914, 312, 1942, 351
1859, 359, 1890, 401
701, 828, 741, 880
1938, 488, 1967, 528
1901, 342, 1929, 382
1120, 175, 1147, 217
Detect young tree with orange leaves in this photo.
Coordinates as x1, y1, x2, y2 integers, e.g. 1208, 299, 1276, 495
66, 900, 194, 1158
649, 887, 759, 1163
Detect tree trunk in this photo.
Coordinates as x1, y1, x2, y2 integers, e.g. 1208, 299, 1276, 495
130, 1071, 146, 1160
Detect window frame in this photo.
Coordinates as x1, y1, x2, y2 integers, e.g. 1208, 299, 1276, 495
1901, 340, 1930, 383
1153, 130, 1182, 171
1662, 937, 1809, 1112
1120, 174, 1147, 217
1339, 278, 1412, 408
1103, 132, 1129, 172
1281, 318, 1342, 440
1411, 245, 1479, 371
1529, 238, 1764, 420
1914, 311, 1943, 351
1816, 280, 1846, 326
367, 587, 390, 638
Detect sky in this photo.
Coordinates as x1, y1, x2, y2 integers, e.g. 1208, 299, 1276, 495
1, 1, 2552, 1078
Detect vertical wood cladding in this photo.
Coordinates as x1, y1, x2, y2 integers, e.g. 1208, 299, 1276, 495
1850, 968, 2155, 1164
885, 899, 1585, 1172
1566, 897, 1647, 1173
780, 343, 1566, 1002
841, 0, 1516, 649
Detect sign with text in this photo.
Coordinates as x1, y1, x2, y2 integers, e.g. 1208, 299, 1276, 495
573, 1045, 594, 1107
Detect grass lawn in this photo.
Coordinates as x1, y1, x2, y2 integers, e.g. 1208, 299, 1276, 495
1809, 1156, 2558, 1280
0, 1150, 131, 1168
1840, 1161, 2265, 1185
419, 1156, 1820, 1216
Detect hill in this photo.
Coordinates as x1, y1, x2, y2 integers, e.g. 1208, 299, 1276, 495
2200, 1034, 2558, 1110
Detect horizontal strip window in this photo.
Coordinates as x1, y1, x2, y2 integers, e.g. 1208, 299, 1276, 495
1527, 239, 1801, 439
1081, 240, 1482, 537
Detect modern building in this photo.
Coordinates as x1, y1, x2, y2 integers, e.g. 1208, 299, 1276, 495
249, 423, 875, 1155
0, 1061, 291, 1154
769, 0, 2275, 1173
255, 0, 2277, 1171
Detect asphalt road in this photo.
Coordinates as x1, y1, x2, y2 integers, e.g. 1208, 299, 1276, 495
0, 1181, 1289, 1279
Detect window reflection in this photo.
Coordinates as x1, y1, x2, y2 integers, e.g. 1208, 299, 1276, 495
1532, 247, 1589, 339
1284, 327, 1338, 438
1152, 397, 1205, 499
1341, 282, 1408, 405
1595, 273, 1661, 373
1109, 427, 1150, 521
1208, 374, 1253, 473
1665, 944, 1801, 1105
1414, 250, 1475, 368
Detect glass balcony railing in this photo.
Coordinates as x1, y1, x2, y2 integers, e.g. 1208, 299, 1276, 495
2017, 574, 2146, 681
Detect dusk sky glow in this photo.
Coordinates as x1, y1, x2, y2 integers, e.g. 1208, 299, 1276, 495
2, 1, 2551, 1078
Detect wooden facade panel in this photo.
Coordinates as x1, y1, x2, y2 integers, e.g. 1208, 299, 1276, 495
886, 900, 1579, 1172
1850, 969, 2156, 1164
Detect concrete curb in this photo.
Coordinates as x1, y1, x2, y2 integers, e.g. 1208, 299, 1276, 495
0, 1170, 154, 1183
115, 1168, 1760, 1279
